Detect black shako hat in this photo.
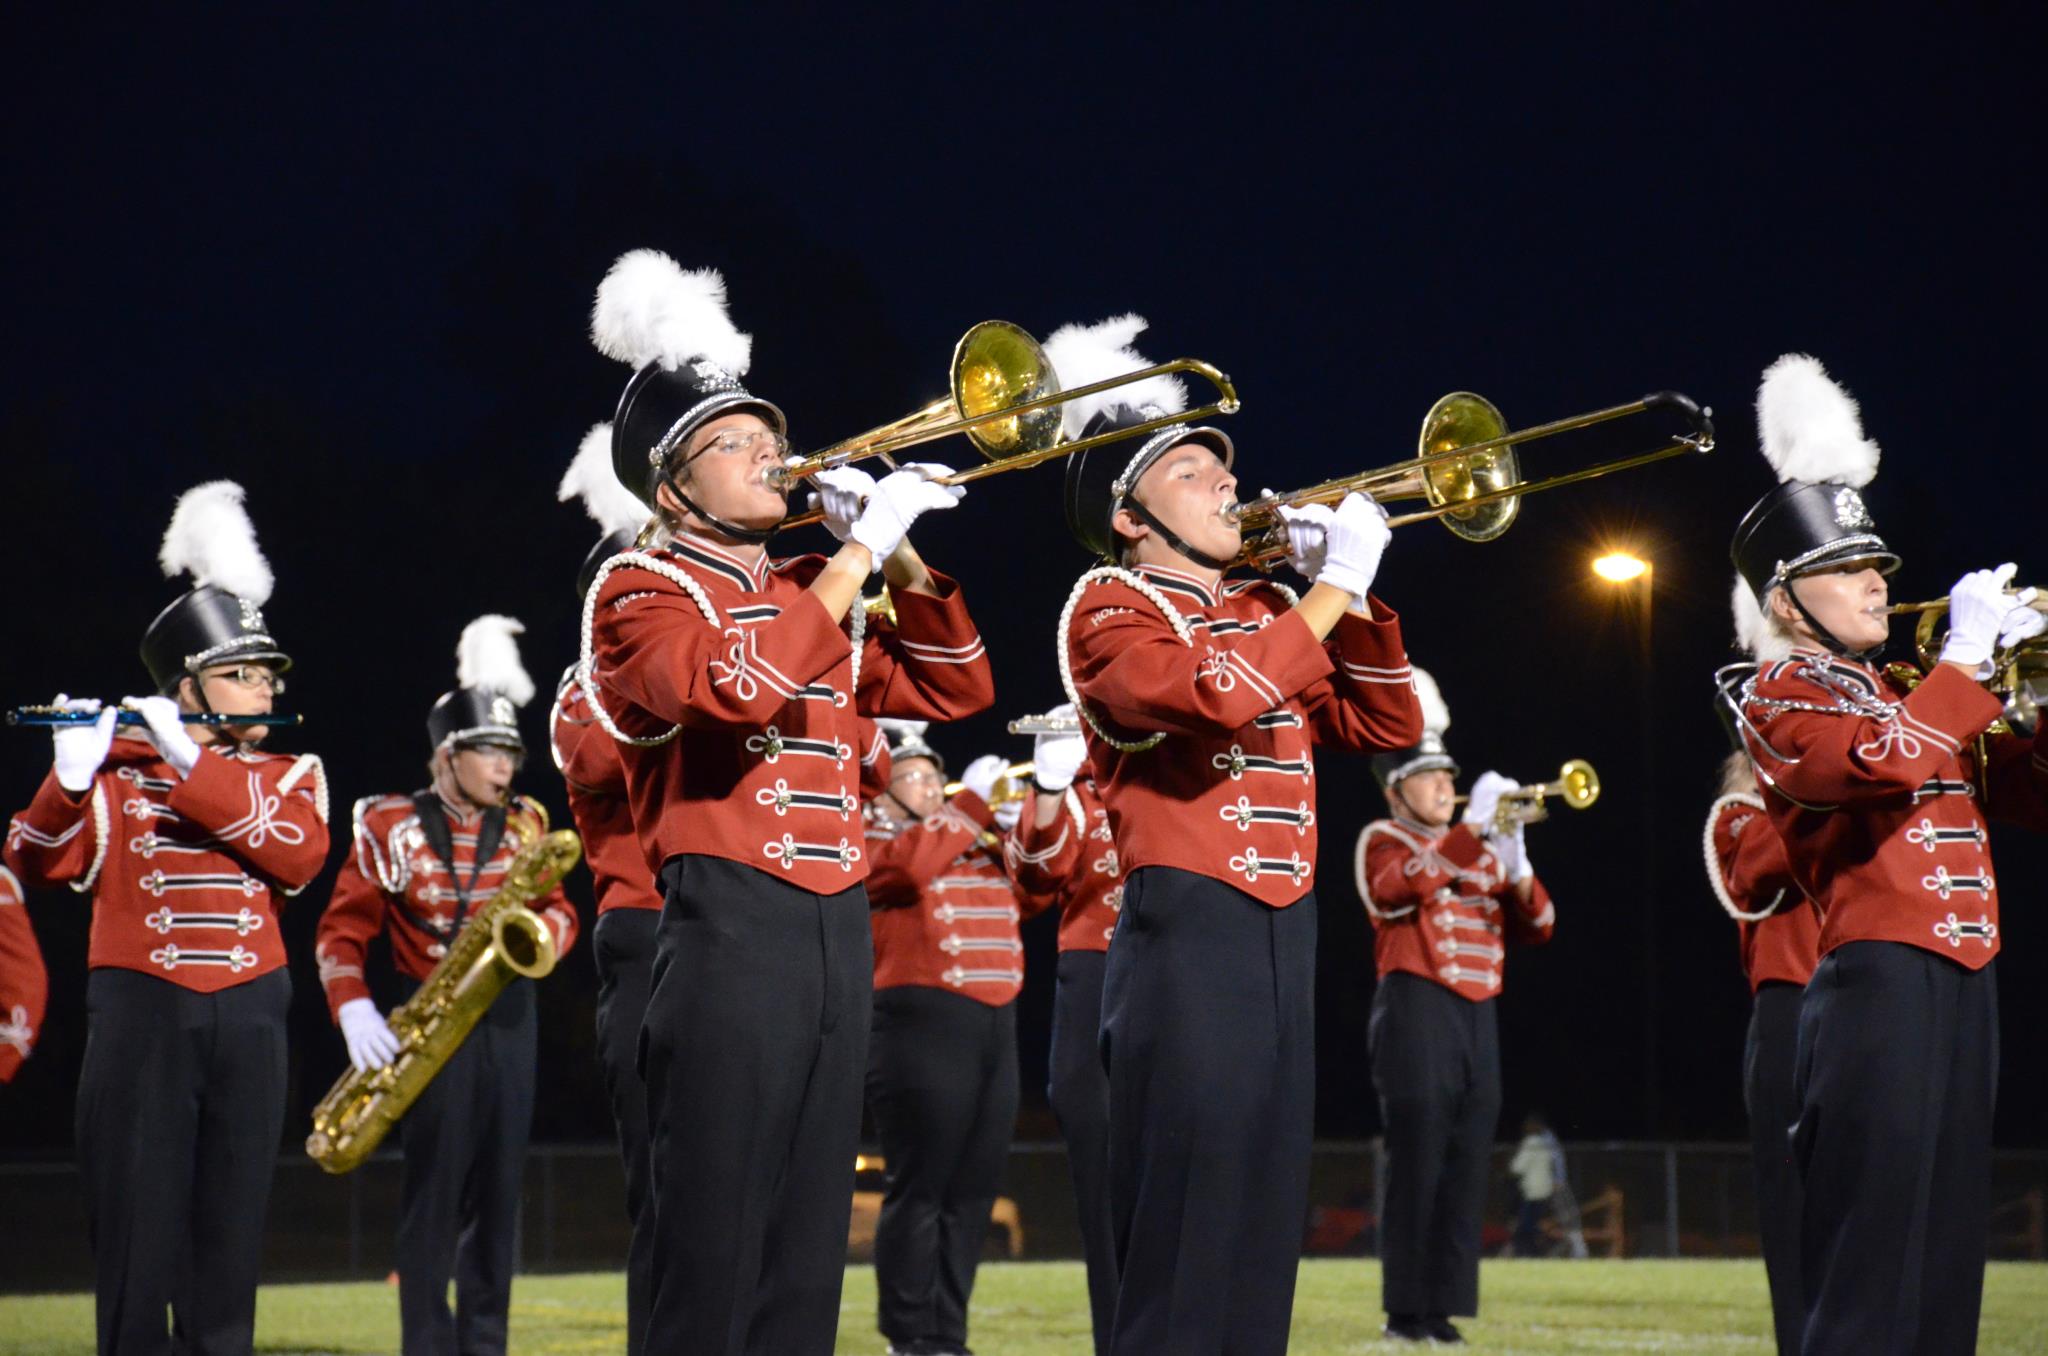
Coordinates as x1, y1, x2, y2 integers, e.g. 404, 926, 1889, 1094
141, 481, 291, 693
1730, 353, 1899, 605
427, 616, 534, 754
1371, 733, 1459, 790
611, 358, 785, 508
1063, 408, 1235, 560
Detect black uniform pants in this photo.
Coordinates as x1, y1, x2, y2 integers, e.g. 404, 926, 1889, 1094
76, 968, 289, 1356
867, 986, 1019, 1347
593, 908, 659, 1356
1048, 948, 1116, 1356
1368, 972, 1500, 1319
1100, 867, 1316, 1356
395, 975, 537, 1356
643, 855, 872, 1356
1746, 981, 1806, 1356
1792, 941, 1997, 1356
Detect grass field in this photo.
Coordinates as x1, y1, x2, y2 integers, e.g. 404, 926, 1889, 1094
4, 1259, 2046, 1353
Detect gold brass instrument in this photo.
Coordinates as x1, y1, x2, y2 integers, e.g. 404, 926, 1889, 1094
1228, 390, 1714, 569
775, 320, 1239, 527
1453, 759, 1602, 833
8, 704, 301, 729
306, 813, 582, 1174
1889, 589, 2048, 734
862, 588, 898, 628
1007, 711, 1082, 737
944, 761, 1036, 808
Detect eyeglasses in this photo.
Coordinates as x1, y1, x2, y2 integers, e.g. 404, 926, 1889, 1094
690, 428, 792, 461
892, 768, 944, 789
206, 665, 285, 695
458, 743, 526, 770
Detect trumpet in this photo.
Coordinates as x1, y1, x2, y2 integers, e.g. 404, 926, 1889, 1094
944, 761, 1036, 808
862, 588, 898, 628
1007, 711, 1082, 736
1889, 588, 2048, 734
1228, 390, 1713, 568
775, 320, 1238, 527
8, 704, 302, 729
1453, 759, 1601, 833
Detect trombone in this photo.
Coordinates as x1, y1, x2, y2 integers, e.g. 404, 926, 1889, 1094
1228, 390, 1713, 568
776, 320, 1239, 528
1452, 759, 1601, 834
1888, 588, 2048, 734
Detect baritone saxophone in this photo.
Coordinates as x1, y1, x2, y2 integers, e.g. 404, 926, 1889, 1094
305, 805, 581, 1174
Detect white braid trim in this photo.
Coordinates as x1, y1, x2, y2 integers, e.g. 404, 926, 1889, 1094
848, 594, 866, 697
278, 753, 330, 825
1055, 567, 1194, 754
1065, 786, 1087, 838
1354, 820, 1420, 921
73, 783, 111, 894
577, 552, 722, 747
1704, 792, 1785, 923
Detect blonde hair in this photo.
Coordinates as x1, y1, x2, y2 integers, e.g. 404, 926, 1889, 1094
1718, 748, 1759, 798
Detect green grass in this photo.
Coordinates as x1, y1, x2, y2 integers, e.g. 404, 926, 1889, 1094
3, 1260, 2045, 1353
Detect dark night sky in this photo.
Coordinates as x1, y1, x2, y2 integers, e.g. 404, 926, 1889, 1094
3, 8, 2044, 1152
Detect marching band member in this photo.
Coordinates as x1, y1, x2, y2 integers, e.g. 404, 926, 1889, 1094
1353, 667, 1555, 1344
552, 423, 663, 1355
1727, 354, 2048, 1355
0, 866, 46, 1084
315, 616, 578, 1356
1004, 703, 1122, 1356
1054, 315, 1423, 1355
580, 251, 993, 1353
3, 482, 328, 1355
1711, 584, 1823, 1356
861, 723, 1036, 1356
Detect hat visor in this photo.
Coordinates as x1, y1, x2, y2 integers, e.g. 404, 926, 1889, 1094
1382, 753, 1460, 788
191, 644, 293, 676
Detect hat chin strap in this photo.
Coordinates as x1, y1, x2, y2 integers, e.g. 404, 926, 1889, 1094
1123, 497, 1233, 572
665, 459, 778, 546
1782, 579, 1883, 665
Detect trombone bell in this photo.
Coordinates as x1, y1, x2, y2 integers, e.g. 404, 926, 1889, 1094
1554, 758, 1601, 811
950, 321, 1064, 461
1417, 392, 1521, 543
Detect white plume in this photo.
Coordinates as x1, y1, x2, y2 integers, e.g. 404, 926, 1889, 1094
1731, 572, 1794, 662
158, 480, 274, 604
557, 423, 646, 536
455, 615, 536, 707
591, 249, 753, 374
874, 718, 930, 740
1042, 314, 1188, 440
1410, 665, 1452, 737
1756, 353, 1880, 487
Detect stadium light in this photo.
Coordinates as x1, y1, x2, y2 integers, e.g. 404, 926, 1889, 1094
1592, 552, 1649, 583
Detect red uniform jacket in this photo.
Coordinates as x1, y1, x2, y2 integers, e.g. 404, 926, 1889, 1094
551, 668, 898, 916
1062, 563, 1424, 907
315, 789, 578, 1018
4, 736, 330, 991
1705, 792, 1821, 991
1006, 777, 1123, 952
585, 533, 994, 895
0, 866, 47, 1082
1742, 650, 2048, 969
1355, 818, 1555, 999
866, 791, 1039, 1005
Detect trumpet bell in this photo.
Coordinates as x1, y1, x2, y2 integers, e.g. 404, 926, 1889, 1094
1557, 758, 1601, 810
951, 321, 1064, 461
1419, 392, 1521, 543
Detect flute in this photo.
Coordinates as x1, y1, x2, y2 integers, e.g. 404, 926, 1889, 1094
8, 704, 303, 729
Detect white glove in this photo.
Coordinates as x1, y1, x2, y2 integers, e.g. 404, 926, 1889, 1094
809, 466, 879, 546
1272, 493, 1334, 578
992, 797, 1023, 832
1032, 728, 1088, 795
1492, 825, 1535, 884
959, 753, 1008, 805
1997, 600, 2048, 652
1462, 771, 1518, 834
50, 696, 118, 793
338, 997, 402, 1074
124, 695, 203, 778
1941, 565, 2028, 673
1315, 492, 1391, 600
849, 465, 966, 569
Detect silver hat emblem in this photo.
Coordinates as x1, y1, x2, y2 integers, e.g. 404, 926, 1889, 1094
1833, 487, 1873, 530
489, 695, 516, 726
237, 595, 267, 633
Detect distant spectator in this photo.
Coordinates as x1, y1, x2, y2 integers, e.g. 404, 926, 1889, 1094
1509, 1113, 1561, 1255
